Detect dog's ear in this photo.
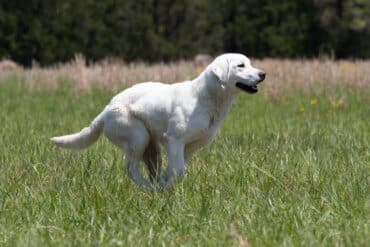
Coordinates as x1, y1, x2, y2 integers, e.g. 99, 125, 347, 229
211, 59, 229, 88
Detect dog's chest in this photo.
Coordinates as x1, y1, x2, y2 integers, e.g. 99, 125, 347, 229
187, 95, 233, 141
183, 111, 220, 145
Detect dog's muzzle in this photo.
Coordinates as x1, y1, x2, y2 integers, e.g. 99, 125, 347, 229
236, 72, 266, 94
235, 83, 259, 94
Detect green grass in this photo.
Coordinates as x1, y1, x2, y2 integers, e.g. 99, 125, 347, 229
0, 78, 369, 246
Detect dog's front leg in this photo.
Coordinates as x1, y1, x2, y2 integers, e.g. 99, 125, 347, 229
159, 137, 185, 190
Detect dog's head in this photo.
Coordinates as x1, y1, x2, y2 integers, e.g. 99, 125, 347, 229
209, 53, 265, 94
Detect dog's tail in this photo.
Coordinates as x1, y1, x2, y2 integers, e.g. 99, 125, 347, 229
50, 111, 105, 150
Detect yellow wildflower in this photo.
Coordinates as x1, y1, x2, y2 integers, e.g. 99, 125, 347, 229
310, 98, 318, 105
330, 97, 345, 108
299, 106, 305, 112
195, 66, 205, 75
339, 62, 356, 72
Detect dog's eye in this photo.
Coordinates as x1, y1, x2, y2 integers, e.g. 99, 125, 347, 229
237, 64, 245, 68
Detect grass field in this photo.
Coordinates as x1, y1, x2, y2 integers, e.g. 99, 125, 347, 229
0, 69, 369, 246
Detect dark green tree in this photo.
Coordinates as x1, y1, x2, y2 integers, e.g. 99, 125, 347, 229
1, 0, 370, 65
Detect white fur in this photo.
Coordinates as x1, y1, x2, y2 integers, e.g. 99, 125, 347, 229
51, 53, 265, 190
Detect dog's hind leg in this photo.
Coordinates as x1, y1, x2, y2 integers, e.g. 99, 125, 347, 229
103, 108, 152, 189
123, 122, 153, 189
143, 141, 162, 183
125, 153, 152, 189
123, 130, 153, 189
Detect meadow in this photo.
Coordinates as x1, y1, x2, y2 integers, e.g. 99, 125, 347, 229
0, 59, 369, 246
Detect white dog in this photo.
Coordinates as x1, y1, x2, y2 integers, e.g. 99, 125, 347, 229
51, 53, 265, 190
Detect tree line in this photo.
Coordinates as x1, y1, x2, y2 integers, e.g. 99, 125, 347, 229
1, 0, 370, 66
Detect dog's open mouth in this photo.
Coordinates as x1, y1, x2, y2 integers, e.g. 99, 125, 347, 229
235, 82, 258, 94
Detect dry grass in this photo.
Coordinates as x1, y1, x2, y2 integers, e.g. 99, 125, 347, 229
1, 55, 369, 99
255, 58, 370, 100
0, 55, 195, 92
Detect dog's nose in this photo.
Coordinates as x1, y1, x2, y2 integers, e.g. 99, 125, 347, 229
258, 71, 266, 82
